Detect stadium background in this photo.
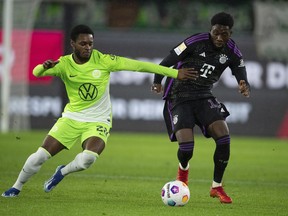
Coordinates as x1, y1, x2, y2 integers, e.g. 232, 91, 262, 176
0, 0, 287, 138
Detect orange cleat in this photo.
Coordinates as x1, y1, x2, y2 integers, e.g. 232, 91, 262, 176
210, 186, 232, 204
176, 163, 189, 185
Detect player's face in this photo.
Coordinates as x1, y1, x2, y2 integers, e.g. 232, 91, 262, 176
210, 24, 232, 48
71, 34, 94, 64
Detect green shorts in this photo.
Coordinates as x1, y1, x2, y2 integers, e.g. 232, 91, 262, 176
48, 117, 111, 149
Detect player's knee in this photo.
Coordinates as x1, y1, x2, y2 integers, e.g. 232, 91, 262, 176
24, 147, 51, 173
32, 147, 51, 164
79, 150, 98, 170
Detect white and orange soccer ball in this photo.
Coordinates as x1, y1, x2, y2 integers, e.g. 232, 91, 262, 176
161, 180, 190, 206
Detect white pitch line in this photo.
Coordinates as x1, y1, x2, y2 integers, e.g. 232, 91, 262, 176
71, 173, 288, 187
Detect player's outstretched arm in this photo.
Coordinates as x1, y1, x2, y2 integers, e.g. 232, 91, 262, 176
114, 56, 198, 80
33, 60, 59, 77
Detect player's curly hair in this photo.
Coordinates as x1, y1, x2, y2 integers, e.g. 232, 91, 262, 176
70, 24, 94, 41
210, 12, 234, 29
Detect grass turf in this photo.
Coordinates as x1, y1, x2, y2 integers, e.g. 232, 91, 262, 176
0, 131, 287, 216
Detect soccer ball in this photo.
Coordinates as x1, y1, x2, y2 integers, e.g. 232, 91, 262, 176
161, 180, 190, 206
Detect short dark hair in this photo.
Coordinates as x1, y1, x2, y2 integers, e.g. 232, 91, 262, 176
70, 24, 94, 41
210, 12, 234, 29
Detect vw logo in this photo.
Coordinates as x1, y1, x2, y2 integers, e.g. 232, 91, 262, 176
78, 83, 98, 101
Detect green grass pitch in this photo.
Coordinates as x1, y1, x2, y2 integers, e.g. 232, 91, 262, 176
0, 131, 287, 216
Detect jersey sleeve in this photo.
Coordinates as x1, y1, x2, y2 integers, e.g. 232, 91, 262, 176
104, 54, 178, 78
154, 52, 180, 84
230, 56, 249, 84
153, 37, 194, 84
32, 60, 62, 77
226, 39, 249, 84
172, 41, 189, 58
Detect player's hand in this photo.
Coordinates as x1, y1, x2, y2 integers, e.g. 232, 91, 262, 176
43, 60, 59, 69
151, 83, 163, 94
177, 68, 199, 80
238, 80, 250, 97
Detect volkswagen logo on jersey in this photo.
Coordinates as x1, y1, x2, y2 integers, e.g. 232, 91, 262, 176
219, 54, 228, 64
78, 83, 98, 101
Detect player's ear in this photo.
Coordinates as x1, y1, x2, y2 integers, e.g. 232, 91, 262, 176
70, 39, 75, 48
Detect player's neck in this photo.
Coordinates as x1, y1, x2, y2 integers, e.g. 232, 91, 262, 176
72, 54, 89, 64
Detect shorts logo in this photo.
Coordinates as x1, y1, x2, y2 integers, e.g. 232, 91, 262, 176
173, 115, 178, 125
207, 99, 221, 108
78, 83, 98, 101
96, 125, 109, 137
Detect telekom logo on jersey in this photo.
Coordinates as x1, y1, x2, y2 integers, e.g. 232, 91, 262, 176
200, 63, 215, 78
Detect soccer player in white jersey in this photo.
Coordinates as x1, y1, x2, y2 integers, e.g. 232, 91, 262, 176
2, 25, 198, 197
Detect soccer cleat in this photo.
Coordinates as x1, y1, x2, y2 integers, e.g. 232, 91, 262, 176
44, 165, 65, 193
176, 163, 189, 185
210, 186, 232, 204
2, 187, 20, 197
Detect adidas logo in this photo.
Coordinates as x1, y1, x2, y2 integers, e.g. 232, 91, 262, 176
199, 52, 206, 57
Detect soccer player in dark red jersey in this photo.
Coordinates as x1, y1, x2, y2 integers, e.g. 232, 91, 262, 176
151, 12, 250, 204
